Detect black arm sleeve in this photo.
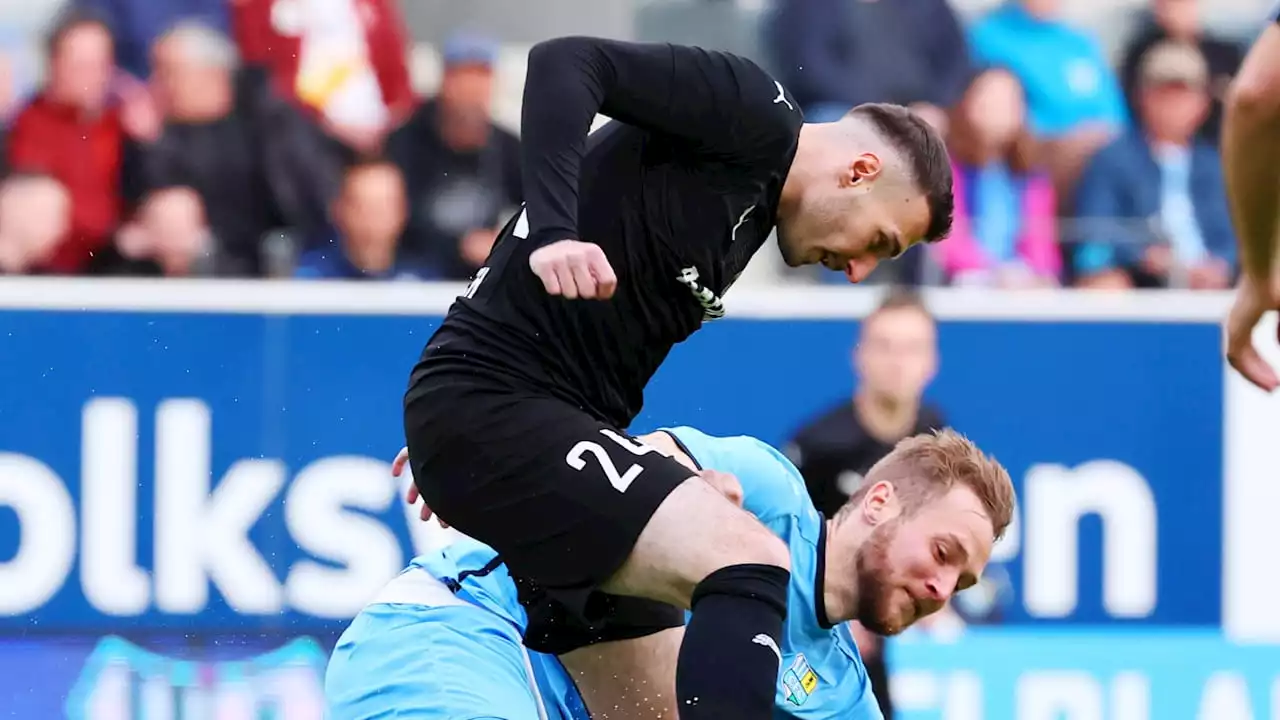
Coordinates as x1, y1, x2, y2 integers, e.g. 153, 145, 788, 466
519, 36, 800, 247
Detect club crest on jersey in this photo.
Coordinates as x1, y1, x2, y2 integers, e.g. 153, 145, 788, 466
677, 266, 725, 320
782, 653, 819, 706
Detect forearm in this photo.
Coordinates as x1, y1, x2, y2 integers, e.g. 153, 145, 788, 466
1223, 25, 1280, 281
519, 37, 615, 247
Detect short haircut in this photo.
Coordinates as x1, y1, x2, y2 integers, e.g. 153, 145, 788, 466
158, 20, 239, 70
846, 103, 954, 245
842, 428, 1015, 542
871, 286, 934, 322
45, 7, 112, 59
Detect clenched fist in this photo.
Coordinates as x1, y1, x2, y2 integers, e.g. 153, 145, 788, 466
529, 239, 618, 299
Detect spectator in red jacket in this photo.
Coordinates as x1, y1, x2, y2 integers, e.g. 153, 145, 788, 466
6, 10, 123, 273
229, 0, 414, 154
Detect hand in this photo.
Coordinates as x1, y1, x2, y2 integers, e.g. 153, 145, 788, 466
116, 74, 162, 143
1224, 274, 1280, 392
459, 227, 497, 268
697, 468, 743, 507
1142, 245, 1174, 277
1188, 259, 1231, 290
529, 240, 617, 299
392, 446, 449, 527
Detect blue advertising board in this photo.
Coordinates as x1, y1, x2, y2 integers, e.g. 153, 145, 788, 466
889, 629, 1280, 719
0, 281, 1233, 637
2, 630, 1275, 719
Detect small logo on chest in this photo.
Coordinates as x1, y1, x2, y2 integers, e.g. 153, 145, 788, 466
782, 653, 819, 706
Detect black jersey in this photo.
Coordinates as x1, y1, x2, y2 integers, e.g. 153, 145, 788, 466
414, 37, 803, 428
785, 402, 947, 517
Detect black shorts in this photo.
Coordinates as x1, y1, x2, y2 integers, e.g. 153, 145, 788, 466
403, 372, 691, 653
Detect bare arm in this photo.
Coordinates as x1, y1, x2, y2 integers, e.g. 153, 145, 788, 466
1222, 22, 1280, 282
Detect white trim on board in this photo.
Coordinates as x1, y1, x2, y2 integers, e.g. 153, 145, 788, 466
0, 277, 1237, 322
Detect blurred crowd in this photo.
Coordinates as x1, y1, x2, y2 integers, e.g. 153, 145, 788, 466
0, 0, 518, 281
0, 0, 1257, 289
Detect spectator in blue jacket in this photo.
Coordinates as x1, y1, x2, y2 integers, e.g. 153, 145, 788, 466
766, 0, 971, 130
1071, 41, 1235, 290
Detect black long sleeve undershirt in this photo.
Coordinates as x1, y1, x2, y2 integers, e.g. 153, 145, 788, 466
518, 36, 800, 249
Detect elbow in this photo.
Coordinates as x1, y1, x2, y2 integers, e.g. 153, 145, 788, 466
1227, 70, 1280, 122
527, 36, 593, 72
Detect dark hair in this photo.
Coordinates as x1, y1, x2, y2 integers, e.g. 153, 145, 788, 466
847, 103, 954, 244
44, 7, 112, 59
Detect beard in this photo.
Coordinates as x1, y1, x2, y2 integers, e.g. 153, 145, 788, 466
853, 520, 911, 636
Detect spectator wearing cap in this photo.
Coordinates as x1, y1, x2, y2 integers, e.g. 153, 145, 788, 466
230, 0, 414, 154
7, 10, 124, 274
1072, 41, 1235, 290
384, 34, 522, 280
1118, 0, 1242, 145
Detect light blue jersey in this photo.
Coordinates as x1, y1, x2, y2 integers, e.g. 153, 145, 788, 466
325, 539, 590, 719
328, 428, 880, 719
665, 427, 883, 719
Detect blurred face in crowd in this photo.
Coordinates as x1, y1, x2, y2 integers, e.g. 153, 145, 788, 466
957, 69, 1025, 158
140, 187, 209, 276
48, 22, 113, 113
0, 176, 70, 272
437, 63, 494, 150
854, 305, 938, 405
1140, 79, 1208, 145
152, 34, 233, 121
1154, 0, 1200, 40
1018, 0, 1061, 20
336, 163, 407, 273
829, 478, 995, 636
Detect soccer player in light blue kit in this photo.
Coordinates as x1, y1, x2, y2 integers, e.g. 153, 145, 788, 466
326, 426, 1013, 719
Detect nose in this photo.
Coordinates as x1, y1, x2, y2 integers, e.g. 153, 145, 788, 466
924, 569, 961, 603
845, 258, 878, 284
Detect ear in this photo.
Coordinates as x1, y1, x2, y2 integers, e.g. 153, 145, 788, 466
844, 153, 883, 188
861, 479, 900, 526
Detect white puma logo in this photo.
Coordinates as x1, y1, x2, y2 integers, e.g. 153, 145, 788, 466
752, 633, 783, 663
731, 204, 755, 244
772, 81, 793, 111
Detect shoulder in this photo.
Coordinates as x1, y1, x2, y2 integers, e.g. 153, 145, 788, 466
665, 428, 811, 522
1089, 133, 1141, 167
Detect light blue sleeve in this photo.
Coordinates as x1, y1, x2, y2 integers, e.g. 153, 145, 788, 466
1087, 38, 1130, 128
663, 428, 809, 533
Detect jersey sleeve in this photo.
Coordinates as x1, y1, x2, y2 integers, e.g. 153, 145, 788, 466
519, 36, 801, 248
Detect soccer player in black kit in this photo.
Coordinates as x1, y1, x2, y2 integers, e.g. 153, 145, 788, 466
403, 36, 953, 719
1223, 6, 1280, 392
